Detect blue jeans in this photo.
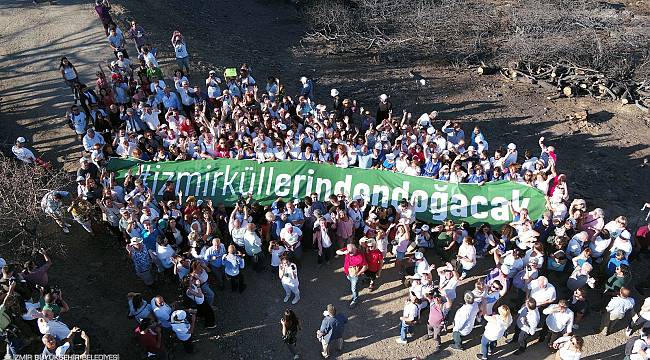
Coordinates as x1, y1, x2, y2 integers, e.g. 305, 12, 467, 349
347, 275, 359, 302
201, 282, 215, 306
400, 321, 411, 341
480, 335, 495, 359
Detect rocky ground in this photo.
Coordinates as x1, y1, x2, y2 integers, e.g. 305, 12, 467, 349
1, 0, 649, 359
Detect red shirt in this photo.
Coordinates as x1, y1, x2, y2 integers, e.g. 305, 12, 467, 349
134, 327, 161, 353
365, 249, 384, 273
637, 225, 650, 242
344, 252, 367, 275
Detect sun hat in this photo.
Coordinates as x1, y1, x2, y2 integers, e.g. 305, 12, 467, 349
171, 310, 187, 322
130, 237, 143, 245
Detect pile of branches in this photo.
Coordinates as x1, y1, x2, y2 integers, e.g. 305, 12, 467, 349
489, 63, 650, 112
300, 0, 650, 82
0, 154, 74, 259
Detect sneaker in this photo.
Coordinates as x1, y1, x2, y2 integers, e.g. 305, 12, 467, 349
395, 338, 408, 345
291, 295, 300, 304
449, 345, 463, 351
320, 352, 329, 359
625, 328, 633, 337
476, 354, 487, 360
62, 227, 70, 234
283, 295, 290, 303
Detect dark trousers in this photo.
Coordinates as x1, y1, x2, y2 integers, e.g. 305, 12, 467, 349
318, 246, 334, 264
512, 326, 532, 350
180, 336, 193, 353
227, 273, 245, 292
600, 312, 624, 335
538, 323, 562, 346
196, 301, 215, 327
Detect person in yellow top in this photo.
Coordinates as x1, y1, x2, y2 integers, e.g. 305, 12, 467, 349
67, 197, 94, 233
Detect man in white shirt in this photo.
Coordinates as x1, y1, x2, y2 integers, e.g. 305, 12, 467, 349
11, 137, 36, 164
451, 292, 480, 350
82, 128, 105, 152
539, 300, 574, 347
37, 310, 71, 341
526, 276, 557, 308
601, 287, 635, 336
280, 223, 303, 259
396, 293, 419, 344
67, 105, 87, 136
511, 298, 540, 354
140, 104, 161, 130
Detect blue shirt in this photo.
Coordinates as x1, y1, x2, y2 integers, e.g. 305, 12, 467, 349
422, 159, 441, 177
141, 228, 161, 251
222, 254, 244, 276
319, 314, 347, 343
204, 244, 226, 268
161, 92, 181, 110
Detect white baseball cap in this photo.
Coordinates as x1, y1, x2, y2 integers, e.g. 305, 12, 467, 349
16, 137, 26, 143
330, 89, 339, 97
171, 310, 187, 322
379, 94, 388, 101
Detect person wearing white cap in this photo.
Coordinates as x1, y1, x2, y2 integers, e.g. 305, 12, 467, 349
170, 309, 197, 353
11, 137, 36, 164
415, 225, 433, 248
609, 229, 633, 260
299, 76, 314, 101
503, 142, 518, 168
376, 94, 392, 122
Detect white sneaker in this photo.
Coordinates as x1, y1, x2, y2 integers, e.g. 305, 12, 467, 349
625, 328, 633, 337
62, 227, 70, 234
292, 295, 300, 304
395, 338, 407, 345
283, 295, 290, 303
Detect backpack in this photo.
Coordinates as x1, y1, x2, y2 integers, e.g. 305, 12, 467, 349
624, 335, 643, 357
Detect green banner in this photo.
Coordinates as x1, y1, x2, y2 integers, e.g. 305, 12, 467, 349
107, 158, 546, 226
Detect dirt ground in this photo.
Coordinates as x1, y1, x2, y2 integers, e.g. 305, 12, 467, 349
1, 0, 650, 359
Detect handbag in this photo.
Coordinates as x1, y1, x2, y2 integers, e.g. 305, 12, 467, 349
348, 265, 360, 277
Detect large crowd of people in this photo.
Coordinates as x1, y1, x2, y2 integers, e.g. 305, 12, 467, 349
3, 0, 650, 359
